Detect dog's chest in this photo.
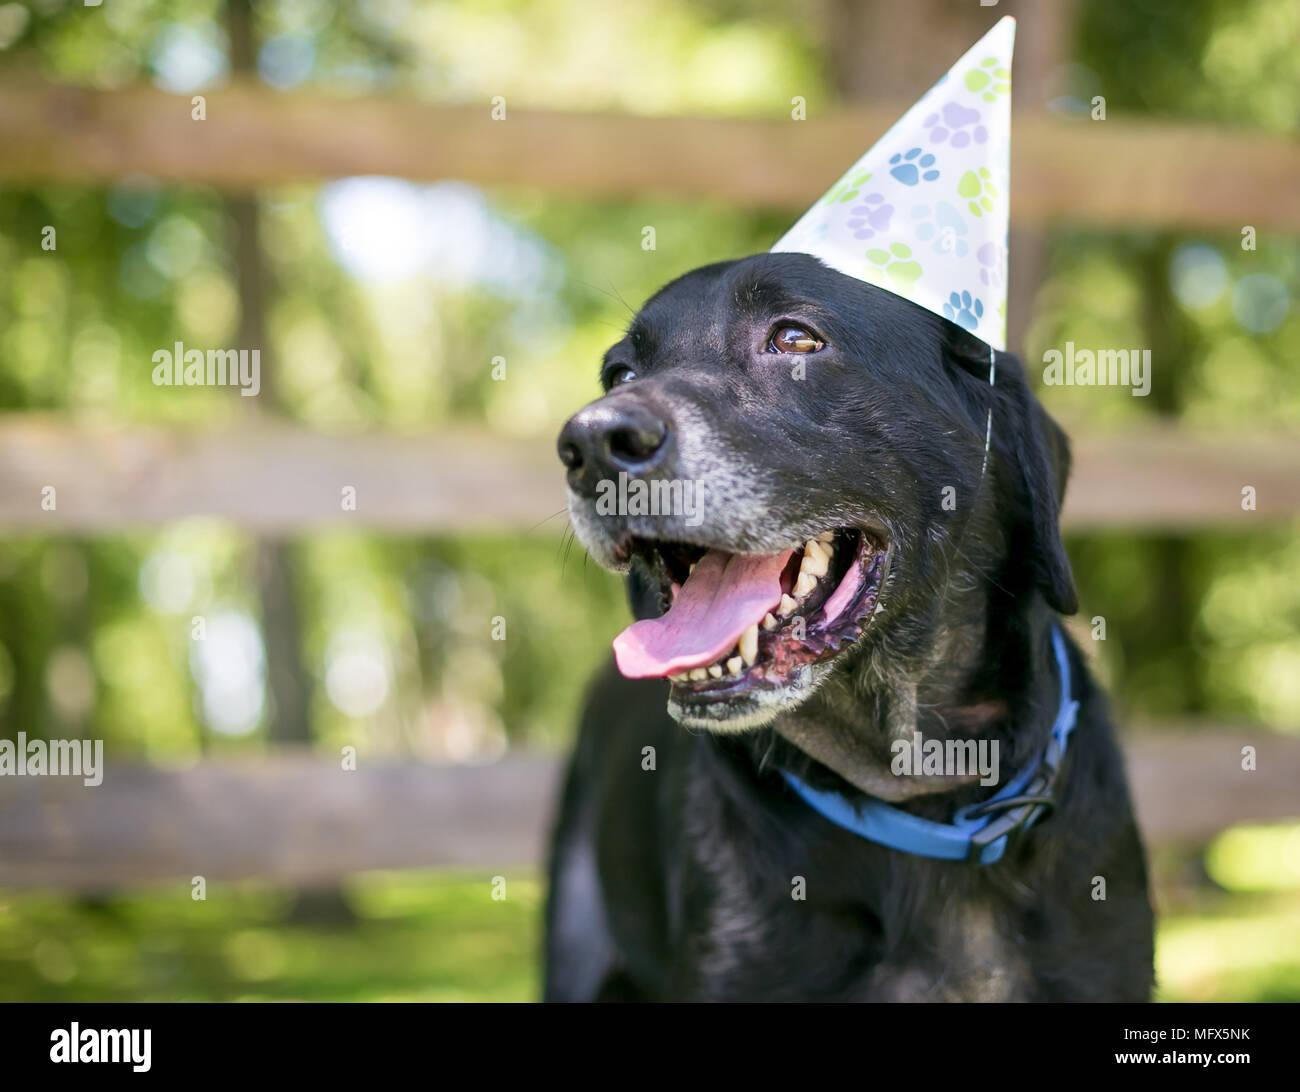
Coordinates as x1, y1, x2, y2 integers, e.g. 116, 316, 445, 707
687, 868, 1032, 1001
677, 769, 1033, 1001
861, 904, 1032, 1001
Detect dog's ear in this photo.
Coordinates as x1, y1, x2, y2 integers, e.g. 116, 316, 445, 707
940, 323, 1077, 615
996, 354, 1078, 615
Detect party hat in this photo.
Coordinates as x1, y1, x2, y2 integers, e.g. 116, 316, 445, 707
772, 16, 1014, 350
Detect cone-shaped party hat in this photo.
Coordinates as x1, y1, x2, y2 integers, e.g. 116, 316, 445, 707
772, 16, 1014, 350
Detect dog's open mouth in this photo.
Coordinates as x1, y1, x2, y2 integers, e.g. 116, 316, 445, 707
613, 529, 887, 701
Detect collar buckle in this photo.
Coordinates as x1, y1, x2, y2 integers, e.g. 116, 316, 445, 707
963, 783, 1057, 861
961, 731, 1066, 862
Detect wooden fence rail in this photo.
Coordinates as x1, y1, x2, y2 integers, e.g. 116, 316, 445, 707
2, 80, 1300, 229
1, 419, 1297, 533
0, 731, 1296, 891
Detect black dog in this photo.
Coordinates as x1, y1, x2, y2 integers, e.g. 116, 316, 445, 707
545, 252, 1154, 1001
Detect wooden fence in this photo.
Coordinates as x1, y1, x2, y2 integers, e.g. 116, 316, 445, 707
3, 80, 1300, 230
2, 730, 1299, 891
1, 419, 1298, 533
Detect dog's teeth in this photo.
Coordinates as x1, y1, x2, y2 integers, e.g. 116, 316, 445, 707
805, 538, 831, 562
793, 571, 819, 598
800, 545, 829, 578
726, 656, 743, 675
739, 624, 759, 666
670, 672, 688, 682
708, 664, 723, 679
762, 612, 779, 631
778, 593, 798, 617
689, 667, 709, 681
817, 531, 835, 544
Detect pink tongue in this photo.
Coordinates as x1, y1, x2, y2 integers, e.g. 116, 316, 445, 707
613, 549, 793, 679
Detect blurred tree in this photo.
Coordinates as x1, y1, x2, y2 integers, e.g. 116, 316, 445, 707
225, 0, 313, 748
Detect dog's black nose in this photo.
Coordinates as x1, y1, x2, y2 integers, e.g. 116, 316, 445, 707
558, 399, 671, 494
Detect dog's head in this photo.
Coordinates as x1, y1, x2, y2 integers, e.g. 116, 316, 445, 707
559, 252, 1075, 734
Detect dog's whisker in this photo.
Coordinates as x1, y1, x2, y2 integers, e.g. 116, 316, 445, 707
531, 507, 572, 536
574, 277, 638, 320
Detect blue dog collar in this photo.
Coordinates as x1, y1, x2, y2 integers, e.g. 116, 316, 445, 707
782, 625, 1079, 864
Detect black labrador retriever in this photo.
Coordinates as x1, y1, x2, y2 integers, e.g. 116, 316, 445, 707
544, 252, 1154, 1001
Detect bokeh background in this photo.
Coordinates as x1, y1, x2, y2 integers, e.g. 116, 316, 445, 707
0, 0, 1298, 1001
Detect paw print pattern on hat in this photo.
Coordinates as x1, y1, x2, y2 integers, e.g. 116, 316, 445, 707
889, 147, 940, 186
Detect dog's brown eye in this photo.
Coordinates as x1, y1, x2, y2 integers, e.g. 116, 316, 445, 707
769, 326, 823, 354
606, 365, 637, 388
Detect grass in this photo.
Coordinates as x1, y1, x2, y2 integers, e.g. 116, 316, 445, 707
1155, 890, 1300, 1002
0, 872, 540, 1002
1, 870, 1297, 1002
